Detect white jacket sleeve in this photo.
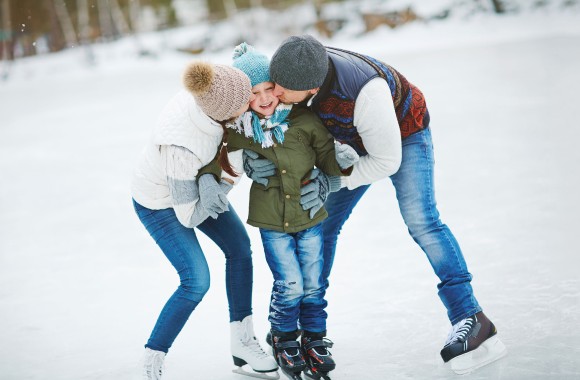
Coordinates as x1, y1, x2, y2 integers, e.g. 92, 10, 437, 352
161, 145, 210, 228
340, 77, 402, 189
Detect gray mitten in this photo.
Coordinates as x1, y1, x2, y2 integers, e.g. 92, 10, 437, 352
243, 149, 276, 187
335, 142, 359, 169
198, 174, 229, 219
300, 169, 342, 219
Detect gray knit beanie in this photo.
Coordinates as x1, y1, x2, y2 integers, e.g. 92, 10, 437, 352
270, 35, 329, 91
183, 62, 252, 121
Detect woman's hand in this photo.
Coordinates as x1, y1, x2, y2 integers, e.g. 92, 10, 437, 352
198, 174, 229, 218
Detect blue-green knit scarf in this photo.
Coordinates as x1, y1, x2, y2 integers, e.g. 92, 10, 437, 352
228, 103, 292, 148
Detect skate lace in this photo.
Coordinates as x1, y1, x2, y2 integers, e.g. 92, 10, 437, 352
240, 329, 270, 359
444, 317, 475, 347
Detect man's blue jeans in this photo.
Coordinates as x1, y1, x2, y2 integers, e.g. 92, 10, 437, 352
133, 200, 253, 353
260, 224, 327, 333
322, 128, 481, 325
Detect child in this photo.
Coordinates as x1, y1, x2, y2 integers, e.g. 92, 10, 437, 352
223, 43, 358, 380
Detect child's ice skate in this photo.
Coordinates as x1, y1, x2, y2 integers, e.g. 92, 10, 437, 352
271, 330, 307, 380
301, 331, 335, 380
441, 312, 507, 374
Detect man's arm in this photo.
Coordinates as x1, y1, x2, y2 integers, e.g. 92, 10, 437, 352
308, 114, 356, 177
341, 77, 402, 189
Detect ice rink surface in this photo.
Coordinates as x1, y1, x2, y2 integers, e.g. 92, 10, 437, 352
1, 8, 579, 380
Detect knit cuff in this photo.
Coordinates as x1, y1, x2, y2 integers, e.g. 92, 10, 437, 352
188, 203, 210, 228
327, 175, 342, 193
219, 180, 234, 195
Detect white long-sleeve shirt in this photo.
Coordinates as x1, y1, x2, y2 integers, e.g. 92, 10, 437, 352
339, 77, 402, 189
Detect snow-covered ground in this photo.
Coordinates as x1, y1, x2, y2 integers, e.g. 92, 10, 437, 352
1, 5, 580, 380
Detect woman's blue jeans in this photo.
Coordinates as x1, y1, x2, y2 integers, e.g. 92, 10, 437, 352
260, 224, 327, 333
322, 128, 481, 325
133, 200, 253, 353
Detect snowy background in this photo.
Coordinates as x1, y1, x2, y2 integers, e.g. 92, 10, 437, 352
1, 1, 580, 379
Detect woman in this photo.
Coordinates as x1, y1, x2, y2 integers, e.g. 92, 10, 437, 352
130, 61, 277, 379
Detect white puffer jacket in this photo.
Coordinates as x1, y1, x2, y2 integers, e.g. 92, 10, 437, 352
131, 90, 242, 227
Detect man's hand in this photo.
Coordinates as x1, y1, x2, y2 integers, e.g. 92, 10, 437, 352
198, 174, 229, 219
243, 150, 276, 186
300, 169, 341, 219
335, 142, 359, 169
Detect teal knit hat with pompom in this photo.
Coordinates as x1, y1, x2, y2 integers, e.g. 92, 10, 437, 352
232, 42, 271, 88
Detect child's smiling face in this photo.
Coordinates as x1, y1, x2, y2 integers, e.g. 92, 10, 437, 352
250, 81, 279, 116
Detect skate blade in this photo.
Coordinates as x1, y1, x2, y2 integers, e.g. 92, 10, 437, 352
280, 368, 304, 380
304, 367, 332, 380
449, 335, 507, 375
304, 371, 331, 380
233, 366, 280, 379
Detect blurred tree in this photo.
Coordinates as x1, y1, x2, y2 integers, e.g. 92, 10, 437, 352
1, 0, 13, 60
76, 0, 91, 43
204, 0, 308, 19
148, 0, 177, 27
2, 0, 180, 57
44, 0, 66, 52
205, 0, 229, 18
490, 0, 505, 13
76, 0, 95, 64
54, 0, 79, 47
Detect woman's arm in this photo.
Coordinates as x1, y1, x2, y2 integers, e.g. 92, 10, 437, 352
161, 145, 210, 227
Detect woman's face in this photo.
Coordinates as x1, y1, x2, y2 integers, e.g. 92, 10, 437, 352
250, 82, 279, 116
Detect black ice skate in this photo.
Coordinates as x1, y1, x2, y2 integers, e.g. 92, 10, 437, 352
266, 329, 302, 348
301, 331, 335, 380
271, 330, 307, 380
441, 311, 507, 374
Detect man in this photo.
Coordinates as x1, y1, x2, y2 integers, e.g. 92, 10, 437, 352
243, 35, 507, 374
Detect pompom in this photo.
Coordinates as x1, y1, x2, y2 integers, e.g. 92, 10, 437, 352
232, 42, 253, 60
183, 61, 214, 95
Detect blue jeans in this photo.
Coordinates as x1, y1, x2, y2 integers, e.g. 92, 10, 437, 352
260, 224, 327, 333
133, 200, 253, 353
322, 128, 481, 325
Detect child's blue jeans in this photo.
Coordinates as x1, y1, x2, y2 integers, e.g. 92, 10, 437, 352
260, 224, 327, 333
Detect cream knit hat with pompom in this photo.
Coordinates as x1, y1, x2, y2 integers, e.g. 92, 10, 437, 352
183, 62, 252, 121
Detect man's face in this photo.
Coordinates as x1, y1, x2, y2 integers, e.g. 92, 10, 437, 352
273, 83, 318, 104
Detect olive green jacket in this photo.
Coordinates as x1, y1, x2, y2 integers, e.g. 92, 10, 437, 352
201, 106, 351, 233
